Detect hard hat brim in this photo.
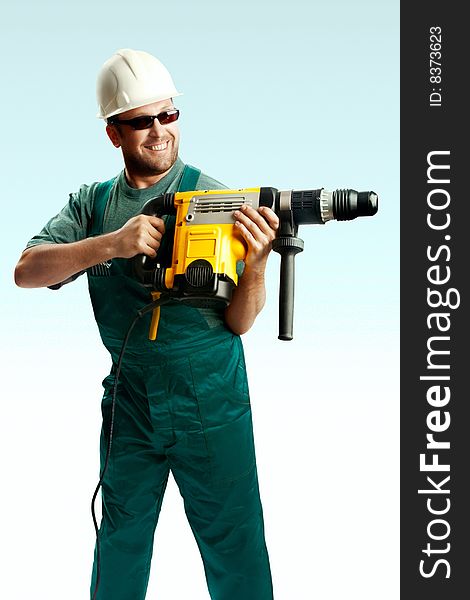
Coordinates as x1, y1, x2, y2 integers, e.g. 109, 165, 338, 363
98, 91, 183, 120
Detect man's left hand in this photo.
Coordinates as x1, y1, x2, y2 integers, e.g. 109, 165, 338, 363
233, 205, 279, 271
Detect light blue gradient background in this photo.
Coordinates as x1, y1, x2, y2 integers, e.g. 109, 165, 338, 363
2, 1, 398, 598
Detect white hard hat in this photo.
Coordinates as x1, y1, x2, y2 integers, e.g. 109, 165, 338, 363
96, 48, 182, 120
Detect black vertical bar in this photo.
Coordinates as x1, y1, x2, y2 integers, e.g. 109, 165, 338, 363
401, 4, 467, 599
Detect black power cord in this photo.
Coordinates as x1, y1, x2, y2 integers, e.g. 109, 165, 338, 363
91, 295, 170, 600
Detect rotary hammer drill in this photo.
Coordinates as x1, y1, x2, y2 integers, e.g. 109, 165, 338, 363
132, 185, 378, 340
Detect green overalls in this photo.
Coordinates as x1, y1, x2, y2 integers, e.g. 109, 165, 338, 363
88, 166, 273, 599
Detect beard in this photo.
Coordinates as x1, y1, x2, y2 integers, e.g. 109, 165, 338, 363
123, 140, 179, 179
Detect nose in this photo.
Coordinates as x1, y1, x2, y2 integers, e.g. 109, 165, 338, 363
150, 117, 167, 137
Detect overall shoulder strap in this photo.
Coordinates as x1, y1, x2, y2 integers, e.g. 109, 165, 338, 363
177, 164, 201, 192
88, 177, 117, 237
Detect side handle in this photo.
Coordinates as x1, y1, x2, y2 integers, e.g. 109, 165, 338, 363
272, 236, 304, 341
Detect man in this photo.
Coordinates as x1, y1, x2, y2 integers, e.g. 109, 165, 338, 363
15, 49, 277, 600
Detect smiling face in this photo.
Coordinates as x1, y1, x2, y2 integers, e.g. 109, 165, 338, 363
106, 98, 180, 186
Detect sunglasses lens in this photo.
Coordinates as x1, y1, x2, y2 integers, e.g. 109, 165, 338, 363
158, 110, 179, 125
131, 116, 155, 130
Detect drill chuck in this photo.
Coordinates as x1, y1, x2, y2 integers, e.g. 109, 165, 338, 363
289, 188, 378, 224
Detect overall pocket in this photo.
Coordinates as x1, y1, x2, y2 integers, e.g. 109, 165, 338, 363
188, 336, 256, 487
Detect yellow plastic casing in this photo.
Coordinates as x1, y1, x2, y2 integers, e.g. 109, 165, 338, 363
163, 188, 261, 290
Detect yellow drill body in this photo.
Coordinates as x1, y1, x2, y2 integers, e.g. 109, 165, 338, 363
140, 187, 264, 340
164, 188, 261, 289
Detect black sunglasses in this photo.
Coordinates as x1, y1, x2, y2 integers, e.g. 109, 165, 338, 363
108, 109, 180, 130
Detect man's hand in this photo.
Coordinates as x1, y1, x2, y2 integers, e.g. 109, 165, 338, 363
113, 215, 165, 259
224, 205, 279, 335
233, 205, 279, 272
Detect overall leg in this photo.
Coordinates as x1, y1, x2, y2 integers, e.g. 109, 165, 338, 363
171, 416, 273, 600
168, 342, 274, 600
90, 372, 170, 600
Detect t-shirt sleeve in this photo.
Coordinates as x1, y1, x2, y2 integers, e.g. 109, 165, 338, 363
24, 184, 95, 289
25, 184, 95, 249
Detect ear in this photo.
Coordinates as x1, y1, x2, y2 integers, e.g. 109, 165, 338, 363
106, 124, 121, 148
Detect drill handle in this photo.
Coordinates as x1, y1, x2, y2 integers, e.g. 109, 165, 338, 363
140, 192, 176, 218
133, 193, 176, 284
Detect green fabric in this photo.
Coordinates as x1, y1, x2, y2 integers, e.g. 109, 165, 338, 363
178, 163, 201, 192
92, 339, 273, 599
88, 177, 117, 238
27, 157, 273, 599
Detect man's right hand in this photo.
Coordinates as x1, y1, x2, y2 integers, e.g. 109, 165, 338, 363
14, 215, 166, 289
113, 215, 165, 259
